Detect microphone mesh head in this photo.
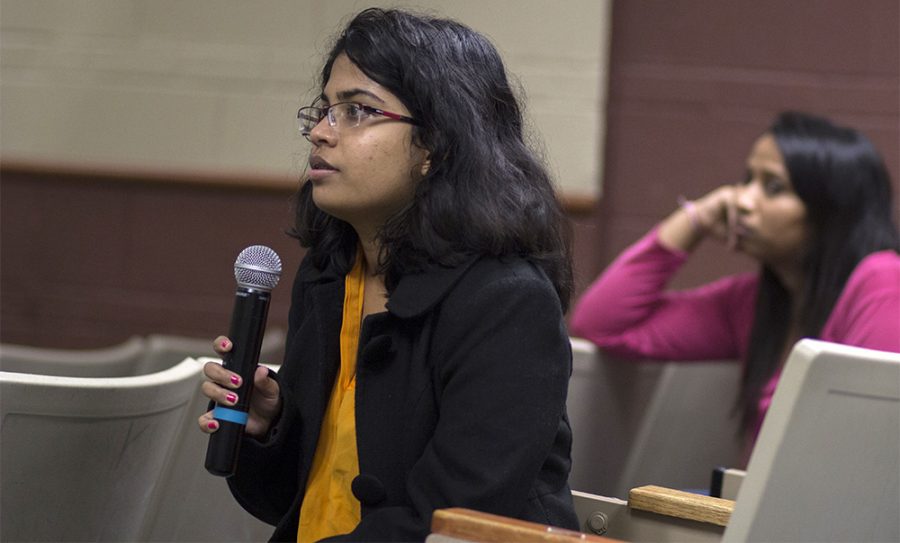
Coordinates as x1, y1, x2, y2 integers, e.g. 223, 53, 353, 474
234, 245, 282, 291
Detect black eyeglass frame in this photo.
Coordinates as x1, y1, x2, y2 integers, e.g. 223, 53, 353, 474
297, 101, 419, 140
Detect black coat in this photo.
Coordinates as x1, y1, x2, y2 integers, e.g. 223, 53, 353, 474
227, 253, 579, 542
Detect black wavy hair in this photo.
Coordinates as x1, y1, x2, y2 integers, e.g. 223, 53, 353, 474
739, 111, 900, 430
290, 7, 573, 309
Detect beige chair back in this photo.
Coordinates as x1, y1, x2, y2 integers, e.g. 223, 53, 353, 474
567, 337, 743, 497
724, 339, 900, 542
0, 358, 201, 541
0, 336, 146, 377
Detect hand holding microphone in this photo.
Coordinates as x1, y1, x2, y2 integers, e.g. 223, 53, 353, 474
200, 245, 282, 477
202, 339, 281, 439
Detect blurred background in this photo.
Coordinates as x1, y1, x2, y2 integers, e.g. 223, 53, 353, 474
2, 0, 897, 349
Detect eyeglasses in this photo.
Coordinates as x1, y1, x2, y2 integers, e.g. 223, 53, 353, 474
297, 101, 419, 140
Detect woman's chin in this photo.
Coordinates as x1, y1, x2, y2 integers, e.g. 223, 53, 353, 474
311, 192, 342, 218
732, 240, 762, 262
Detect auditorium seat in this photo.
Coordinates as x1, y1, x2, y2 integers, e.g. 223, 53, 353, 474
0, 336, 147, 377
0, 358, 202, 542
722, 339, 900, 542
710, 467, 745, 500
572, 487, 725, 542
571, 339, 900, 543
0, 328, 285, 379
141, 357, 274, 542
139, 328, 286, 375
567, 337, 743, 497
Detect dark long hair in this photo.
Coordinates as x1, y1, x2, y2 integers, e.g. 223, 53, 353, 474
739, 111, 900, 430
290, 7, 572, 309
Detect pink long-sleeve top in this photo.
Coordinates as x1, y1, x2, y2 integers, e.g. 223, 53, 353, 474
570, 228, 900, 440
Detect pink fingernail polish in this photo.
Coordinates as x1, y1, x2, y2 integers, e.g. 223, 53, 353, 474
207, 421, 218, 430
221, 340, 229, 349
230, 375, 241, 385
226, 393, 237, 403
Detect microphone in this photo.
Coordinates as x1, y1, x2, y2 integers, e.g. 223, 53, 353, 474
205, 245, 282, 477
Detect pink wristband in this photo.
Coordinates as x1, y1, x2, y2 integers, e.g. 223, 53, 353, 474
677, 195, 703, 233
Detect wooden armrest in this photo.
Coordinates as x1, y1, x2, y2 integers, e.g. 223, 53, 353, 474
627, 485, 734, 527
431, 508, 617, 542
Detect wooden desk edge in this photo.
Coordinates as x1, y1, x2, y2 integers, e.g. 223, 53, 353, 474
431, 507, 618, 542
627, 485, 734, 527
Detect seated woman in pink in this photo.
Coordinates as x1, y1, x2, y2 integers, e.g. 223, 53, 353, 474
570, 111, 900, 458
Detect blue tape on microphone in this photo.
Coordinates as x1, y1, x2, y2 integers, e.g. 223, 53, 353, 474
213, 406, 249, 426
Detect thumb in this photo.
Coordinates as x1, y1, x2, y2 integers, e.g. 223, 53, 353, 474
253, 365, 279, 399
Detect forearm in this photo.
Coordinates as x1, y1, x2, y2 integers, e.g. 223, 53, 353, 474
571, 228, 752, 360
570, 228, 688, 343
658, 200, 707, 252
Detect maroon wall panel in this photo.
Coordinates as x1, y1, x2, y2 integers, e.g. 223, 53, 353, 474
0, 172, 304, 348
597, 0, 899, 290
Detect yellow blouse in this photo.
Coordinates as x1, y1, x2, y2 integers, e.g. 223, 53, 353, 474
297, 253, 365, 543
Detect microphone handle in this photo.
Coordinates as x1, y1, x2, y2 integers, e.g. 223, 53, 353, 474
205, 287, 271, 477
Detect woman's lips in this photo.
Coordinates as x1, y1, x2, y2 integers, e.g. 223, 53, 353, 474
308, 156, 338, 180
308, 168, 337, 181
733, 221, 752, 239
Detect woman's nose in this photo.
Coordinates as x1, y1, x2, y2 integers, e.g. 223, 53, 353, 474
308, 117, 337, 146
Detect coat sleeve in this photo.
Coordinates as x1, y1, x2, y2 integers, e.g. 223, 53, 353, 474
327, 261, 575, 542
570, 228, 754, 361
225, 373, 302, 527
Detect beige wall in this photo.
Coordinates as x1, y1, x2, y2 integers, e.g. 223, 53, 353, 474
0, 0, 611, 199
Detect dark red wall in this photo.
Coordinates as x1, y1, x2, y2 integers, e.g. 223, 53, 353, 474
597, 0, 899, 289
0, 172, 304, 347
